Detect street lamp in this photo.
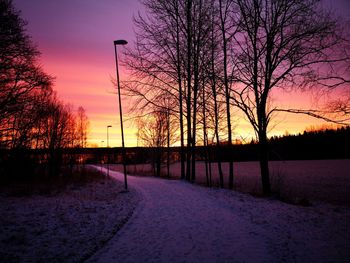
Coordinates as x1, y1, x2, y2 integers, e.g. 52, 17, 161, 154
113, 39, 128, 190
100, 140, 104, 173
107, 125, 112, 148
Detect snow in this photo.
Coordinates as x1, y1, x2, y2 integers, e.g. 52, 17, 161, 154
0, 173, 140, 262
87, 166, 350, 263
1, 163, 349, 262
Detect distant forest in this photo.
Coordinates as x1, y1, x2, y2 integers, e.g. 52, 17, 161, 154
266, 126, 350, 161
225, 126, 350, 161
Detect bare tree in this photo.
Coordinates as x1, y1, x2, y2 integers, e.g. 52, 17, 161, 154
207, 5, 224, 187
137, 107, 178, 177
0, 0, 53, 131
218, 0, 238, 189
231, 0, 349, 195
76, 106, 89, 148
0, 0, 91, 179
124, 0, 215, 182
42, 97, 78, 175
124, 0, 187, 178
125, 0, 349, 194
0, 0, 53, 150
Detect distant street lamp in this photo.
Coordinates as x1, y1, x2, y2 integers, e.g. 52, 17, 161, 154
107, 125, 112, 148
107, 125, 112, 176
114, 39, 128, 191
100, 141, 104, 173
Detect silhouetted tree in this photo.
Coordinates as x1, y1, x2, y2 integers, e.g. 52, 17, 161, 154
218, 0, 237, 189
76, 106, 89, 148
125, 0, 349, 194
124, 0, 187, 178
126, 0, 218, 183
137, 107, 178, 177
231, 0, 350, 195
0, 0, 91, 178
121, 0, 194, 184
0, 0, 53, 147
207, 5, 224, 187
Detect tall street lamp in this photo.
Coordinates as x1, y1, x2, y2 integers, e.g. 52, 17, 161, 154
107, 125, 112, 176
113, 39, 128, 190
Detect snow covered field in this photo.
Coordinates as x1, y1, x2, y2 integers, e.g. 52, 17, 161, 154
118, 159, 350, 205
0, 172, 140, 262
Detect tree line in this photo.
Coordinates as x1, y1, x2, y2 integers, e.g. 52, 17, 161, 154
124, 0, 350, 195
268, 125, 350, 160
0, 0, 89, 178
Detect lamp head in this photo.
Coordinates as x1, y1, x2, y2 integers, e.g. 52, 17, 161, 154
114, 39, 128, 45
107, 125, 112, 128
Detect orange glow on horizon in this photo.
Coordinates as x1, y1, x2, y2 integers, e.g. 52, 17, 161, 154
39, 48, 341, 148
41, 50, 339, 147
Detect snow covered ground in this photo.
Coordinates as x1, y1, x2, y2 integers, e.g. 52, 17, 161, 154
1, 164, 349, 262
0, 172, 140, 262
88, 167, 350, 263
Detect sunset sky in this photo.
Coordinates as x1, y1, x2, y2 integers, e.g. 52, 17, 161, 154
13, 0, 350, 147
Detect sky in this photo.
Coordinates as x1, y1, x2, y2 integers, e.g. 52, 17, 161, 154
13, 0, 350, 147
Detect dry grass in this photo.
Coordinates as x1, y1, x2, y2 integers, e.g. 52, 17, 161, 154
0, 165, 106, 197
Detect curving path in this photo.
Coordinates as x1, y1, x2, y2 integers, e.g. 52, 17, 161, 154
86, 167, 273, 263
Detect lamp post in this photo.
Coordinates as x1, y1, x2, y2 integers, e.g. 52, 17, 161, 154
107, 125, 112, 148
100, 140, 104, 173
113, 39, 128, 190
107, 125, 112, 176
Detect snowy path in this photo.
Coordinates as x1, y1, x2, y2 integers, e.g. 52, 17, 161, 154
87, 168, 272, 263
87, 167, 350, 263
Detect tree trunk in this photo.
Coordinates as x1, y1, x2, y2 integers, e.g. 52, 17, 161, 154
210, 8, 224, 187
157, 148, 161, 177
202, 79, 209, 186
191, 103, 197, 182
258, 130, 271, 195
175, 1, 185, 180
185, 0, 193, 182
213, 87, 224, 188
208, 145, 212, 187
191, 6, 201, 182
167, 107, 170, 178
219, 0, 234, 189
